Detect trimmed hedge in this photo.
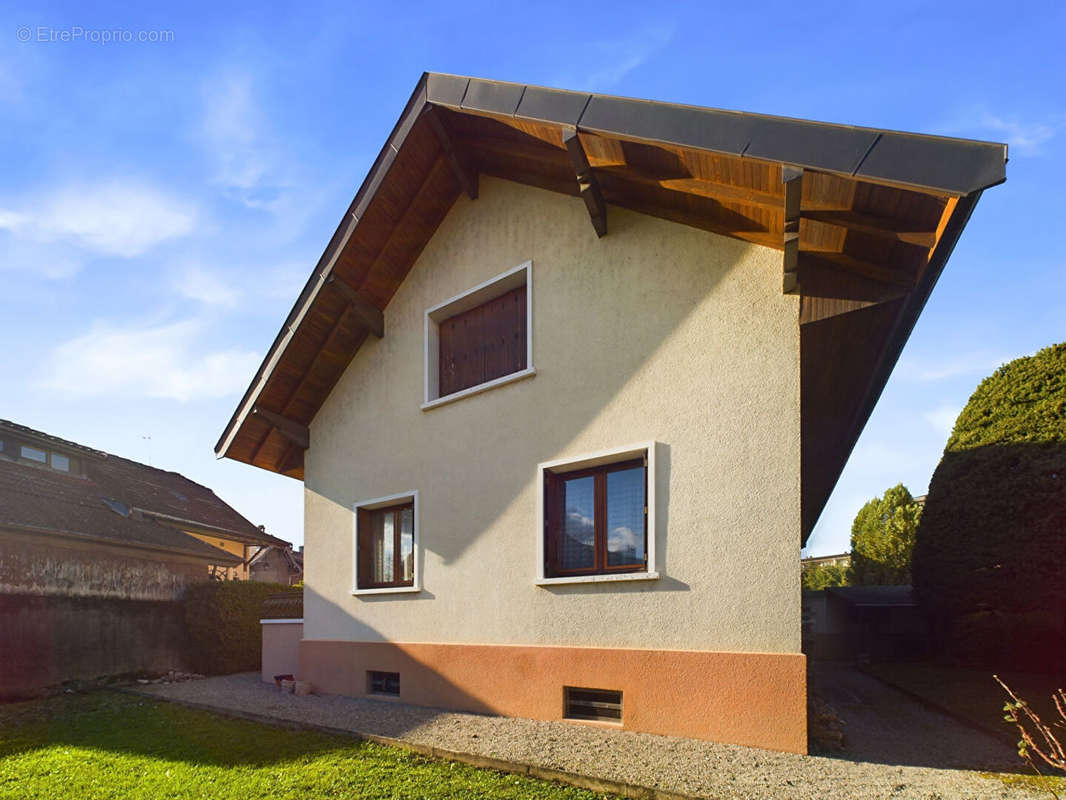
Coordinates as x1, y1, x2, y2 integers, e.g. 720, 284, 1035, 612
912, 343, 1066, 670
184, 581, 300, 675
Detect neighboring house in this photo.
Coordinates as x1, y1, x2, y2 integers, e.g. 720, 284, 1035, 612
801, 552, 851, 571
215, 74, 1005, 754
0, 420, 288, 583
249, 545, 304, 585
0, 419, 288, 697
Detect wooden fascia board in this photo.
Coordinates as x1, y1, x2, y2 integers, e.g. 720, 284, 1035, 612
214, 75, 432, 463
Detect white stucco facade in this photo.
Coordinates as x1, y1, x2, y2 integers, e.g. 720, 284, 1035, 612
303, 175, 802, 654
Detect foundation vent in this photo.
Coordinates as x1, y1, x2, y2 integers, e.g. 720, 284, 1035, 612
367, 671, 400, 696
564, 687, 622, 722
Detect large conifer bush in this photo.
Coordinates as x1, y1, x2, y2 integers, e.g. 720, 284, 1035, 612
912, 343, 1066, 669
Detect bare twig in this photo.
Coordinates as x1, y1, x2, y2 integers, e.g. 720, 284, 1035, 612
995, 674, 1066, 800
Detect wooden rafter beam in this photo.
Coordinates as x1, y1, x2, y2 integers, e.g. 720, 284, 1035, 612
799, 251, 915, 289
562, 127, 607, 237
277, 441, 305, 476
326, 275, 384, 338
802, 209, 937, 248
425, 107, 478, 200
782, 167, 803, 294
251, 407, 309, 449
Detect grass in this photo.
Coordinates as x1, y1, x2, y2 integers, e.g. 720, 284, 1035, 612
0, 692, 619, 800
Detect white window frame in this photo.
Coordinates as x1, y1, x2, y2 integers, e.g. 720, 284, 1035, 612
422, 260, 535, 410
535, 441, 660, 586
352, 490, 421, 596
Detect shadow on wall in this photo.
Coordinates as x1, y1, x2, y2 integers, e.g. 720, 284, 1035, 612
298, 586, 501, 719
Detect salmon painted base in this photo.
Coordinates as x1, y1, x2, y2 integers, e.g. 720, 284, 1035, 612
300, 640, 807, 753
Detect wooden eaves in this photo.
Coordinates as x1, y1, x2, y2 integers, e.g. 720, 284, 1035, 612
215, 73, 1006, 544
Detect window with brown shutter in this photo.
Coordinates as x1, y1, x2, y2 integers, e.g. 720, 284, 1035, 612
424, 262, 534, 408
438, 285, 527, 397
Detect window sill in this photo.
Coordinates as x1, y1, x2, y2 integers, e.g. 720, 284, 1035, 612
535, 571, 660, 587
351, 586, 421, 596
421, 367, 536, 411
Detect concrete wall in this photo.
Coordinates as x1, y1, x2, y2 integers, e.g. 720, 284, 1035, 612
0, 593, 189, 698
0, 528, 208, 697
304, 176, 801, 654
261, 620, 303, 682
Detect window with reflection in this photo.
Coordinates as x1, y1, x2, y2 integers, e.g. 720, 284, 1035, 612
544, 454, 647, 577
356, 502, 415, 589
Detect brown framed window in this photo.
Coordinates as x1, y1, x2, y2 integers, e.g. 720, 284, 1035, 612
544, 455, 648, 577
438, 284, 526, 397
356, 502, 415, 589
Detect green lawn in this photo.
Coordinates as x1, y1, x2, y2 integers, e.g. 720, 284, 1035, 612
0, 692, 619, 800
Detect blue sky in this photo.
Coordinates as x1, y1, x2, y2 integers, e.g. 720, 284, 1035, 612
1, 0, 1062, 553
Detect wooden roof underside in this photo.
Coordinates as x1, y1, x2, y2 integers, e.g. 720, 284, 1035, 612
216, 74, 1005, 544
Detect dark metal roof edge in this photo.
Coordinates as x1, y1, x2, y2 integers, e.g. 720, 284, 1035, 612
421, 72, 1007, 194
215, 74, 434, 460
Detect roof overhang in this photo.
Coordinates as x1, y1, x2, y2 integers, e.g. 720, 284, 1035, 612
216, 73, 1006, 544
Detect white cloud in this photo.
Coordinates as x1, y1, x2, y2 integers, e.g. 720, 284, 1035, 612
608, 525, 642, 556
198, 70, 316, 227
40, 318, 259, 403
174, 265, 240, 307
897, 351, 1009, 382
0, 181, 195, 278
923, 404, 962, 436
201, 72, 275, 195
555, 24, 675, 92
937, 108, 1064, 157
977, 114, 1059, 156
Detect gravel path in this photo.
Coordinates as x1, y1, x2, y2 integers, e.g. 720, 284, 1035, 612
809, 662, 1019, 770
134, 673, 1045, 800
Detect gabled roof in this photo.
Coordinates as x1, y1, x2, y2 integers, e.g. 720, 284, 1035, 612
216, 73, 1006, 544
249, 544, 303, 574
0, 419, 287, 561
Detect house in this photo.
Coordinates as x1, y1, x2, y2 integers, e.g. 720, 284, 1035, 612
0, 419, 288, 696
801, 552, 850, 571
249, 545, 304, 585
216, 74, 1005, 754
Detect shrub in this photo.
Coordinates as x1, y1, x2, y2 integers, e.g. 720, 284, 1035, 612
848, 483, 921, 585
912, 343, 1066, 669
801, 562, 848, 591
184, 581, 299, 675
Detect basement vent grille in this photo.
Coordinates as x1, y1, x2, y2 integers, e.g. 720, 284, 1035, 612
564, 687, 622, 722
367, 671, 400, 697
